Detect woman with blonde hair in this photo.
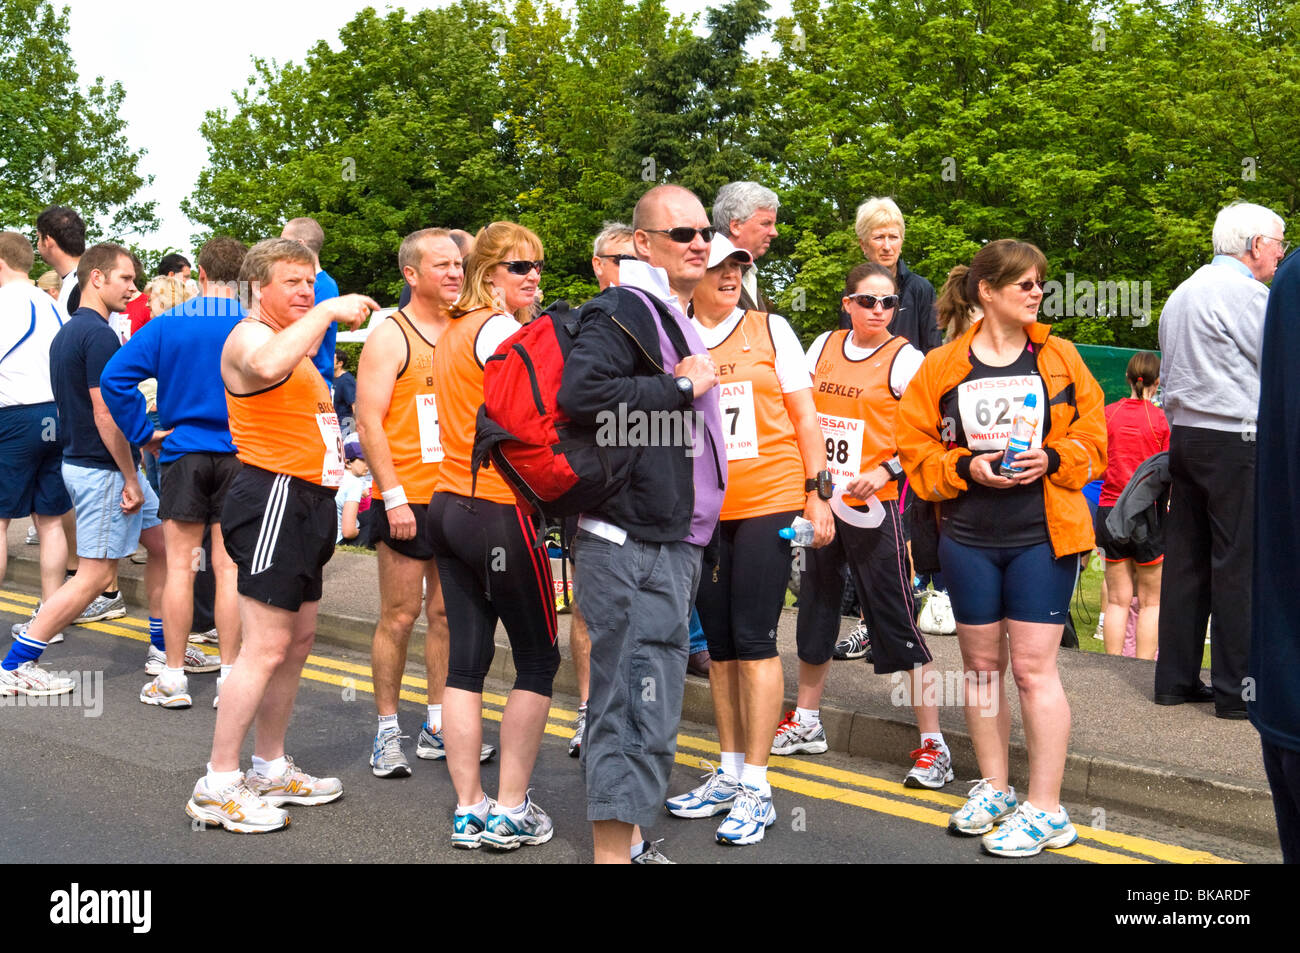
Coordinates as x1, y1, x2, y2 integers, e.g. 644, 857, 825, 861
428, 221, 560, 851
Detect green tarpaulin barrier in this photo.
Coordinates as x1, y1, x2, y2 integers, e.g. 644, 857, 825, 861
1074, 343, 1159, 404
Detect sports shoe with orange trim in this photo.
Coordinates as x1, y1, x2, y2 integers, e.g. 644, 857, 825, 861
245, 757, 342, 806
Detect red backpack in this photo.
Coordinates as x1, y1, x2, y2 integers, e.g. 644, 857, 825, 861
472, 299, 636, 520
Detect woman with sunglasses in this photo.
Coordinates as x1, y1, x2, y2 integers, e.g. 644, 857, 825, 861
777, 263, 951, 788
427, 221, 560, 851
664, 235, 833, 846
897, 239, 1105, 857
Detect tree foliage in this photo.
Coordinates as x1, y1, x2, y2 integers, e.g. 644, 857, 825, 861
0, 0, 156, 242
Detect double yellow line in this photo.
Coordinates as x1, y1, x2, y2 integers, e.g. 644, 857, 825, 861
1, 589, 1234, 864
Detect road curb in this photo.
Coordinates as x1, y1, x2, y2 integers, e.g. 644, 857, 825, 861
13, 554, 1274, 849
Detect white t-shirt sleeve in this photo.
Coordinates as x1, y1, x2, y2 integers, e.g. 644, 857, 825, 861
890, 344, 925, 398
806, 330, 833, 378
768, 314, 813, 393
474, 313, 523, 365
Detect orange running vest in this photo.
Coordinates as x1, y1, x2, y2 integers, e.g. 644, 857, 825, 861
382, 309, 443, 503
708, 310, 806, 520
432, 307, 515, 504
810, 331, 909, 505
227, 325, 343, 486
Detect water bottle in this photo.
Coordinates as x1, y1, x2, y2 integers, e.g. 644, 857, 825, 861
778, 516, 815, 546
999, 392, 1039, 477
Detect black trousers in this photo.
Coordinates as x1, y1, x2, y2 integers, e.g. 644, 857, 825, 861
1263, 739, 1300, 863
1155, 426, 1254, 712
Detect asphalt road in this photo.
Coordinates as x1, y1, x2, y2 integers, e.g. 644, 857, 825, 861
0, 585, 1277, 866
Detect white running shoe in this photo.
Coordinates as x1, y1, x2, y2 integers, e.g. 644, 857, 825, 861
140, 674, 192, 708
72, 591, 126, 624
245, 756, 343, 806
11, 614, 63, 645
980, 802, 1078, 857
771, 710, 829, 756
186, 775, 289, 834
715, 785, 776, 845
146, 644, 220, 675
188, 628, 219, 644
948, 779, 1018, 836
0, 660, 75, 697
665, 763, 741, 818
904, 739, 954, 789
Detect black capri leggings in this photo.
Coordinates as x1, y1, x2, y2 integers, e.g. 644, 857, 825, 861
695, 510, 800, 662
427, 492, 560, 695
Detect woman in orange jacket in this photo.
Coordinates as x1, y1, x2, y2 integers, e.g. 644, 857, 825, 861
897, 239, 1105, 858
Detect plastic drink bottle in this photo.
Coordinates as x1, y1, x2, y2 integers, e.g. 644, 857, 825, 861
999, 392, 1039, 477
778, 517, 815, 546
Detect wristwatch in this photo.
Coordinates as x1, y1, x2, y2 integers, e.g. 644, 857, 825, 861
673, 376, 694, 403
805, 469, 833, 500
880, 459, 904, 481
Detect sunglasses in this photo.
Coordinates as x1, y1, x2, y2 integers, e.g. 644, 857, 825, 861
502, 260, 544, 275
847, 293, 899, 310
597, 253, 637, 263
645, 226, 716, 243
1012, 279, 1046, 292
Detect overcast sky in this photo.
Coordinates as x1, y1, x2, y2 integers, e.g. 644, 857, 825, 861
61, 0, 788, 256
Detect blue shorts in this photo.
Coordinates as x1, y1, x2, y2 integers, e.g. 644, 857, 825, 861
938, 535, 1078, 625
62, 462, 161, 560
0, 402, 72, 518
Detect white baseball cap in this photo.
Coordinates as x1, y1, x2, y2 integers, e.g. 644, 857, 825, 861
706, 234, 754, 270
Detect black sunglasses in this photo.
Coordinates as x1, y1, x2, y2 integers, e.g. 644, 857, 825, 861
847, 293, 899, 310
597, 253, 637, 263
645, 226, 716, 243
1012, 279, 1045, 292
502, 259, 544, 275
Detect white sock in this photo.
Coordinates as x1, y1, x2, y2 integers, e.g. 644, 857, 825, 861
630, 839, 648, 860
427, 704, 442, 730
219, 663, 233, 679
501, 797, 530, 817
161, 666, 186, 688
251, 754, 287, 778
720, 751, 743, 779
920, 731, 949, 758
455, 795, 490, 818
378, 713, 399, 735
1024, 801, 1064, 819
796, 706, 820, 727
741, 763, 771, 796
206, 764, 243, 789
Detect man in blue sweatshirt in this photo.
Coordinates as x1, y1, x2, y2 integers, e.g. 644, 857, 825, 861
101, 237, 247, 709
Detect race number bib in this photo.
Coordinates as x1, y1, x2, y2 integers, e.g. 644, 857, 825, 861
317, 412, 344, 487
956, 375, 1044, 452
416, 393, 444, 463
718, 380, 758, 461
817, 412, 865, 484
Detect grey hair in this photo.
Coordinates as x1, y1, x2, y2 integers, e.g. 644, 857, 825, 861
592, 222, 634, 258
1212, 202, 1286, 256
711, 182, 780, 233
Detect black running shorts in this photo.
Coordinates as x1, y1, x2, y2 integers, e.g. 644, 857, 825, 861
160, 452, 242, 523
221, 465, 336, 611
371, 498, 434, 561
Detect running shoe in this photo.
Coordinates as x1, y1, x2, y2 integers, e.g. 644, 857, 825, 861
481, 794, 554, 850
715, 784, 776, 846
11, 614, 64, 645
24, 525, 38, 545
832, 621, 871, 660
415, 722, 496, 763
948, 779, 1018, 836
245, 757, 343, 806
632, 839, 675, 864
980, 802, 1078, 857
146, 644, 221, 675
452, 802, 493, 849
0, 660, 75, 697
188, 628, 219, 644
770, 710, 829, 756
568, 704, 586, 758
370, 727, 412, 778
665, 763, 741, 818
72, 592, 126, 624
904, 739, 955, 789
186, 775, 289, 834
139, 674, 192, 708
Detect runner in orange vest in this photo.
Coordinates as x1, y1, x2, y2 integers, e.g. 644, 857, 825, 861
776, 263, 953, 794
186, 238, 374, 834
665, 235, 833, 846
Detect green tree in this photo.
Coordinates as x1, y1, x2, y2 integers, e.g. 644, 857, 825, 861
0, 0, 156, 241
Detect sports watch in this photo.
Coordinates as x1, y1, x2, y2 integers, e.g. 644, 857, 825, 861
674, 376, 694, 402
880, 459, 905, 481
805, 469, 834, 500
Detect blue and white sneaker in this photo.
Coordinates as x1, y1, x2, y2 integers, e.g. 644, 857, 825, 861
480, 794, 554, 850
665, 763, 741, 818
451, 800, 494, 849
948, 779, 1018, 836
415, 722, 497, 763
370, 727, 411, 778
715, 784, 776, 845
981, 802, 1078, 857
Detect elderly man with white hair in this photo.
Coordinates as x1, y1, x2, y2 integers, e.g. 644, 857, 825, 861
1155, 201, 1288, 719
712, 182, 779, 312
